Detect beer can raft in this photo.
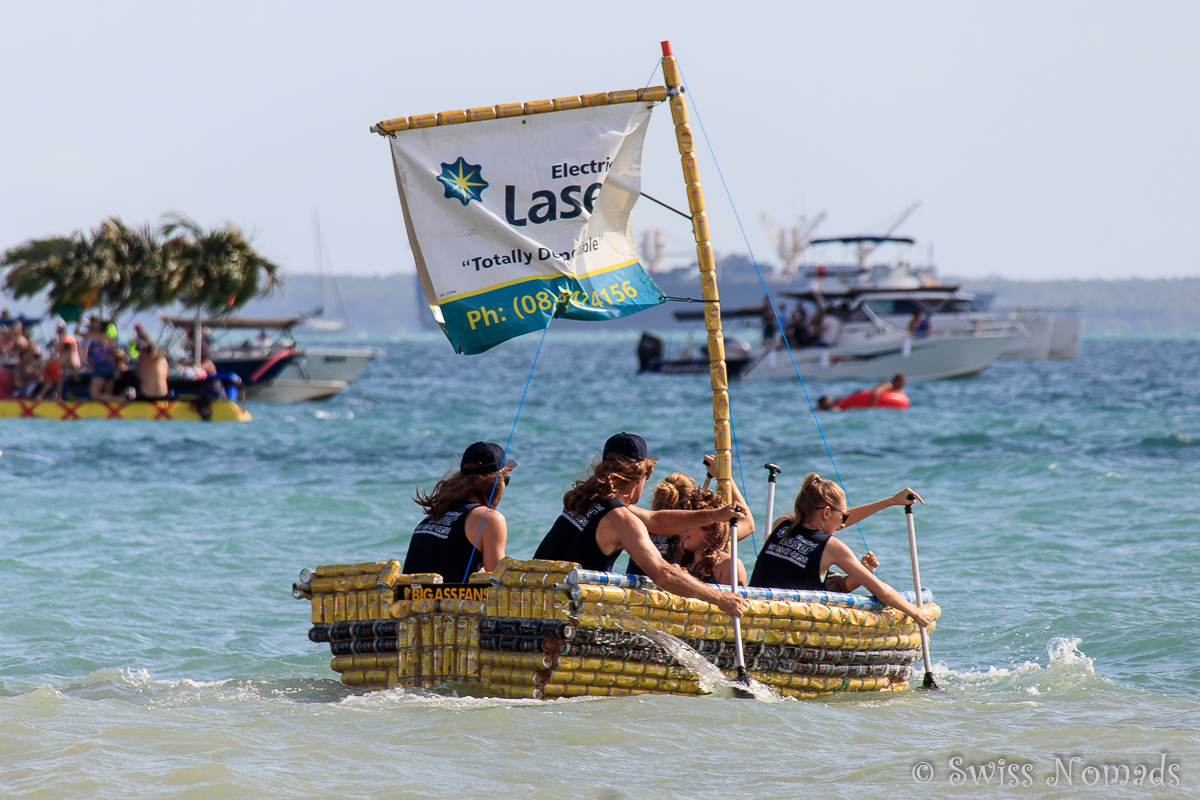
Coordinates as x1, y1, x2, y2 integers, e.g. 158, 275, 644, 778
296, 558, 939, 698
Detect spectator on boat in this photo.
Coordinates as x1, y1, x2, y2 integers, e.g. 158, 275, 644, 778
127, 323, 148, 358
534, 432, 749, 618
626, 456, 754, 577
111, 350, 139, 399
3, 321, 30, 357
748, 473, 931, 627
403, 441, 515, 579
36, 349, 62, 400
13, 348, 42, 399
761, 299, 779, 344
813, 309, 839, 347
785, 305, 811, 347
136, 342, 170, 401
86, 318, 119, 401
909, 309, 931, 338
870, 374, 907, 407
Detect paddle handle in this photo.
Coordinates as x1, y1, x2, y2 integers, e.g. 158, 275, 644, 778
905, 501, 935, 679
729, 517, 746, 673
764, 463, 781, 532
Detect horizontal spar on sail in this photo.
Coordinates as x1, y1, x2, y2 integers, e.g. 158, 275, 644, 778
371, 87, 669, 135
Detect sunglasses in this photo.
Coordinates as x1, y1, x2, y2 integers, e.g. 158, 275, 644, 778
502, 473, 511, 486
824, 506, 850, 524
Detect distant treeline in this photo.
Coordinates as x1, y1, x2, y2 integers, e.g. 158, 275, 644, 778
955, 276, 1200, 332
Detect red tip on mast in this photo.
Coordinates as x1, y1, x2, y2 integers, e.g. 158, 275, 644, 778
660, 40, 672, 56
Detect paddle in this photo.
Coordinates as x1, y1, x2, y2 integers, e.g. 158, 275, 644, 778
727, 514, 753, 697
905, 494, 939, 690
763, 463, 782, 531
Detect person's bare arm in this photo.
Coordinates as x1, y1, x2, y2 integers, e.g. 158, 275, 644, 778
842, 488, 924, 527
711, 554, 748, 588
607, 510, 747, 618
824, 538, 930, 626
628, 503, 749, 536
870, 381, 892, 406
465, 507, 507, 573
827, 551, 877, 593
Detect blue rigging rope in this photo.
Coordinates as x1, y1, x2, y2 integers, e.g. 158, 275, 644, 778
678, 69, 871, 555
462, 321, 552, 582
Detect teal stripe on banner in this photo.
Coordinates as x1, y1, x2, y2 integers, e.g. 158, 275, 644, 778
439, 262, 664, 354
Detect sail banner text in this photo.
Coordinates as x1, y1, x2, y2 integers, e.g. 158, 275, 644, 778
388, 104, 663, 354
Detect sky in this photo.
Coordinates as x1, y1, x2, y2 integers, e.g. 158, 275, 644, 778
2, 1, 1198, 282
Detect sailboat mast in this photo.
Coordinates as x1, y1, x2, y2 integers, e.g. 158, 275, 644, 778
660, 41, 734, 505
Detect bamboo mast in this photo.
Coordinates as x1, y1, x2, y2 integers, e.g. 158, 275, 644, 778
660, 41, 734, 506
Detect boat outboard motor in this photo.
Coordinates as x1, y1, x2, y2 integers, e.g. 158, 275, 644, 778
637, 332, 664, 373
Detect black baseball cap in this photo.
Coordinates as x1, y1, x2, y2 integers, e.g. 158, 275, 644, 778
460, 441, 516, 474
602, 432, 653, 461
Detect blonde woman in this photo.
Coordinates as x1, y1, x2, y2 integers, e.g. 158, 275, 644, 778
748, 473, 931, 627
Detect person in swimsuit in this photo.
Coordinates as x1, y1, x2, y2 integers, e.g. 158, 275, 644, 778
136, 342, 170, 400
403, 441, 515, 580
870, 373, 907, 407
749, 472, 931, 627
534, 433, 749, 619
86, 320, 118, 401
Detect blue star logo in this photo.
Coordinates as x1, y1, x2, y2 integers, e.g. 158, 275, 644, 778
437, 157, 488, 206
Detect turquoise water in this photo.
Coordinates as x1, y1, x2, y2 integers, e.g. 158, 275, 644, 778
2, 332, 1198, 798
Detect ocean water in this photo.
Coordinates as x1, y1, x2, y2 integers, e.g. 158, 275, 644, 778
2, 332, 1198, 798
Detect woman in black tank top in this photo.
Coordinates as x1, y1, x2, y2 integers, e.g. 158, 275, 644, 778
748, 473, 933, 629
403, 441, 516, 581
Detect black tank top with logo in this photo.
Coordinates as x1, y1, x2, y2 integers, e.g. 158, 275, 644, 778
625, 533, 678, 576
748, 519, 831, 591
534, 497, 626, 572
403, 502, 484, 580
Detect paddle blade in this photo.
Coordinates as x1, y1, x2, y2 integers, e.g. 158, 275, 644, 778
921, 671, 940, 691
731, 666, 754, 699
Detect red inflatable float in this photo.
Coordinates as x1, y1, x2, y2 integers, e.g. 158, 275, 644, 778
833, 389, 911, 411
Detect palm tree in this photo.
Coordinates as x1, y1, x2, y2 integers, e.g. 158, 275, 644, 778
160, 213, 282, 364
3, 228, 102, 317
90, 218, 165, 315
3, 218, 166, 322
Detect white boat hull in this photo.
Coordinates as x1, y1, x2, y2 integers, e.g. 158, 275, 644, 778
281, 347, 379, 384
248, 379, 349, 403
998, 317, 1054, 360
741, 333, 1012, 383
1048, 318, 1083, 360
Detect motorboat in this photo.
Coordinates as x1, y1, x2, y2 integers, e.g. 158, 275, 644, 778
158, 314, 381, 402
740, 287, 1013, 382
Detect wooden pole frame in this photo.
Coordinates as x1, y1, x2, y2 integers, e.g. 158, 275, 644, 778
660, 40, 734, 505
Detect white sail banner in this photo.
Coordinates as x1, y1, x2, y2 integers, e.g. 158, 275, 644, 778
389, 103, 663, 354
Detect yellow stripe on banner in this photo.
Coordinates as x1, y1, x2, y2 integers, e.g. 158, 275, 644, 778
372, 87, 668, 135
437, 259, 642, 305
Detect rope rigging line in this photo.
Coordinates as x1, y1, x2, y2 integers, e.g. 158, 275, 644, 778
677, 69, 871, 556
462, 319, 553, 582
